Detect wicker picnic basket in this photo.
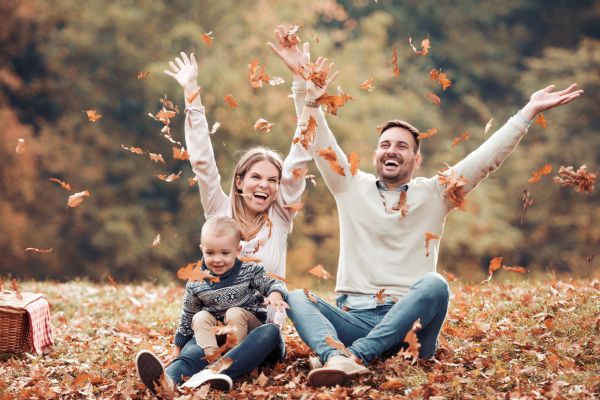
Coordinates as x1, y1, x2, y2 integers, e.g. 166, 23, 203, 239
0, 291, 34, 353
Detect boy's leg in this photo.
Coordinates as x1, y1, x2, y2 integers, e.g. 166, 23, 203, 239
286, 289, 375, 364
165, 337, 209, 385
224, 307, 263, 344
192, 310, 219, 356
348, 272, 450, 364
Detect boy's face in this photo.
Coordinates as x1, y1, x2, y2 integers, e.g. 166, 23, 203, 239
200, 233, 241, 275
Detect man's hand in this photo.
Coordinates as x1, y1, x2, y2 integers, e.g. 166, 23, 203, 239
267, 25, 310, 80
163, 346, 182, 367
264, 291, 290, 313
521, 84, 584, 121
164, 52, 199, 94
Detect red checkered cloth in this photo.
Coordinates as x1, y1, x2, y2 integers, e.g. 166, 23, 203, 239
24, 297, 54, 354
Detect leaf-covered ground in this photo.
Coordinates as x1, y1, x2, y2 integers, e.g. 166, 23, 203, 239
1, 278, 598, 399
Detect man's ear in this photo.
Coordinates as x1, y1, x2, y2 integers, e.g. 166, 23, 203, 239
414, 152, 422, 170
372, 150, 377, 167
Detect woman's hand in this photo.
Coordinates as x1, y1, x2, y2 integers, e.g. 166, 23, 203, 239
264, 291, 290, 313
164, 52, 199, 93
520, 84, 583, 121
305, 56, 339, 101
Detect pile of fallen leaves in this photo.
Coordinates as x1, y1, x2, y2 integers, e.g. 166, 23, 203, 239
0, 277, 598, 399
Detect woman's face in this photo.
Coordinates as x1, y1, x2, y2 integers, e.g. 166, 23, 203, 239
235, 160, 280, 218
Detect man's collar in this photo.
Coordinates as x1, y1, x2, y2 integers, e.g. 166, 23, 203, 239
376, 180, 409, 192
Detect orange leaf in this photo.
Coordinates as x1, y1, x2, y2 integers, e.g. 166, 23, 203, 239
49, 178, 72, 191
325, 336, 353, 358
283, 202, 304, 212
156, 109, 177, 120
293, 116, 317, 150
375, 289, 386, 304
300, 61, 330, 89
25, 247, 53, 253
303, 288, 317, 303
266, 272, 289, 284
188, 176, 199, 186
292, 166, 308, 181
553, 165, 596, 193
148, 153, 165, 164
534, 113, 547, 128
391, 45, 400, 78
157, 171, 182, 182
417, 128, 438, 140
177, 261, 220, 283
307, 264, 333, 280
424, 92, 441, 107
502, 265, 528, 274
15, 138, 26, 154
201, 31, 214, 47
347, 152, 360, 176
223, 94, 238, 108
107, 274, 118, 290
429, 69, 452, 90
442, 270, 456, 282
208, 356, 233, 374
239, 256, 262, 263
409, 37, 430, 55
482, 257, 503, 283
254, 118, 275, 133
137, 71, 150, 80
528, 164, 553, 184
121, 144, 145, 155
85, 109, 102, 122
172, 147, 189, 161
67, 190, 90, 208
317, 93, 354, 116
437, 168, 468, 210
424, 232, 440, 257
451, 131, 470, 147
317, 146, 345, 176
282, 25, 302, 47
392, 191, 408, 217
398, 319, 422, 364
360, 78, 375, 92
521, 188, 534, 224
186, 87, 201, 103
248, 59, 270, 89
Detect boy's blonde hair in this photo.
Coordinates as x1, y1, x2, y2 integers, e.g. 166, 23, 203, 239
201, 216, 241, 243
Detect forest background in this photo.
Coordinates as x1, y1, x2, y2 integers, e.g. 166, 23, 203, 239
1, 0, 598, 288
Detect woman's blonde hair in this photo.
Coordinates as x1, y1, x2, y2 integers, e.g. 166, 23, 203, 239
229, 146, 283, 241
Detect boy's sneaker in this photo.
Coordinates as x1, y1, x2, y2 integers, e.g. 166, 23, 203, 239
307, 355, 371, 387
181, 369, 233, 392
135, 350, 174, 398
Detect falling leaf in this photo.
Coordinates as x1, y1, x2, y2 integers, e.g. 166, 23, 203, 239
172, 147, 189, 161
256, 372, 269, 387
239, 256, 262, 263
325, 336, 353, 358
177, 261, 219, 283
186, 87, 201, 103
313, 33, 320, 43
25, 247, 53, 253
521, 188, 534, 224
282, 25, 302, 47
266, 272, 289, 284
409, 37, 430, 55
586, 254, 595, 263
484, 118, 494, 136
152, 233, 161, 247
528, 164, 553, 184
269, 76, 285, 86
303, 288, 317, 303
424, 92, 441, 107
210, 121, 221, 135
67, 190, 90, 208
300, 61, 330, 89
451, 132, 470, 147
442, 270, 456, 282
201, 31, 214, 47
398, 319, 422, 364
155, 109, 177, 120
317, 93, 354, 115
49, 178, 72, 191
534, 113, 547, 128
85, 109, 102, 122
418, 128, 438, 140
121, 144, 145, 155
307, 264, 333, 280
157, 171, 182, 182
553, 165, 596, 193
429, 69, 451, 90
107, 274, 118, 290
223, 94, 238, 108
437, 168, 468, 210
424, 232, 440, 257
292, 166, 308, 181
148, 153, 165, 164
160, 95, 179, 113
248, 59, 270, 89
392, 191, 408, 217
15, 138, 26, 154
188, 176, 199, 186
317, 146, 345, 176
283, 202, 304, 211
137, 71, 150, 80
482, 257, 503, 283
208, 356, 233, 374
360, 78, 375, 92
375, 289, 386, 304
391, 45, 400, 78
347, 152, 360, 176
254, 118, 275, 133
292, 116, 317, 150
502, 265, 528, 274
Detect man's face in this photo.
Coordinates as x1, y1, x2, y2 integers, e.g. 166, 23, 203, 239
200, 233, 241, 276
373, 127, 421, 187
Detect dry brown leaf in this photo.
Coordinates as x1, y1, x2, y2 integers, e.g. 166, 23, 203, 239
303, 288, 318, 303
85, 109, 102, 122
202, 31, 214, 47
172, 147, 189, 161
429, 69, 451, 90
418, 128, 438, 140
176, 261, 219, 283
254, 118, 275, 133
188, 176, 199, 186
152, 233, 160, 247
121, 144, 145, 155
391, 45, 400, 78
67, 190, 91, 208
325, 336, 353, 358
409, 36, 430, 55
347, 152, 360, 176
248, 59, 270, 89
534, 113, 548, 128
424, 92, 441, 107
137, 71, 150, 80
186, 87, 201, 103
553, 165, 596, 193
49, 178, 72, 191
375, 289, 386, 304
528, 164, 553, 184
317, 146, 346, 176
266, 272, 289, 284
107, 274, 118, 290
15, 138, 26, 154
391, 191, 408, 217
502, 265, 528, 274
283, 202, 304, 211
292, 116, 317, 150
442, 270, 456, 282
223, 94, 238, 108
360, 78, 375, 92
521, 188, 534, 225
451, 132, 470, 147
424, 232, 440, 257
482, 257, 503, 283
156, 109, 177, 120
484, 118, 494, 136
317, 93, 354, 116
398, 318, 422, 364
157, 171, 182, 182
292, 166, 308, 181
307, 264, 333, 280
300, 62, 330, 89
25, 247, 53, 253
437, 168, 468, 210
208, 356, 233, 374
148, 153, 165, 164
282, 25, 302, 47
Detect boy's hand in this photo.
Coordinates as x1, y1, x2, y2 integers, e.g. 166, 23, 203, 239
164, 346, 182, 367
265, 291, 290, 313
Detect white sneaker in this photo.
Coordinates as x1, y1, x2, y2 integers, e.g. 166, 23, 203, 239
181, 368, 233, 392
308, 356, 323, 370
307, 355, 371, 387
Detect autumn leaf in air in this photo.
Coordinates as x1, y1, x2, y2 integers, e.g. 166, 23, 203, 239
392, 191, 408, 217
155, 109, 177, 120
424, 232, 440, 257
172, 147, 189, 161
282, 25, 302, 47
325, 336, 353, 358
502, 265, 528, 274
152, 233, 160, 247
308, 264, 333, 280
424, 92, 441, 107
391, 45, 400, 78
534, 113, 547, 128
157, 171, 182, 182
375, 289, 386, 304
223, 94, 238, 108
317, 93, 354, 116
528, 164, 553, 184
442, 270, 456, 282
553, 165, 596, 193
177, 261, 219, 283
482, 256, 503, 283
49, 178, 72, 191
397, 319, 422, 364
85, 109, 102, 122
283, 202, 304, 212
210, 121, 221, 135
360, 78, 375, 92
437, 168, 468, 210
429, 69, 452, 90
148, 153, 165, 164
248, 59, 270, 89
186, 87, 201, 103
107, 274, 118, 290
137, 71, 150, 80
317, 146, 345, 176
266, 272, 289, 284
292, 165, 308, 181
418, 128, 438, 140
254, 118, 275, 133
303, 288, 317, 303
208, 356, 233, 374
409, 37, 430, 55
269, 77, 285, 86
347, 152, 360, 175
484, 118, 494, 136
202, 31, 214, 47
67, 190, 91, 208
121, 144, 144, 155
15, 138, 26, 154
25, 247, 53, 253
521, 188, 534, 224
239, 256, 262, 263
451, 132, 470, 147
300, 61, 330, 89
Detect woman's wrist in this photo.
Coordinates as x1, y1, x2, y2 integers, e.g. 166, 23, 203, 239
304, 98, 320, 108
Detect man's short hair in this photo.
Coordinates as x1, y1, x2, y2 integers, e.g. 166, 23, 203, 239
201, 216, 241, 243
377, 120, 421, 153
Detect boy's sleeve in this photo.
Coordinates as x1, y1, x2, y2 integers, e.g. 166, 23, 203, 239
252, 264, 288, 298
173, 283, 203, 347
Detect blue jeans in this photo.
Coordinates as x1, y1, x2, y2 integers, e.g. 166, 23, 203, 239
286, 272, 449, 365
166, 323, 285, 384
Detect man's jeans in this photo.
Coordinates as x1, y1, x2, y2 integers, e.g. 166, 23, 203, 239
286, 272, 450, 365
166, 323, 285, 384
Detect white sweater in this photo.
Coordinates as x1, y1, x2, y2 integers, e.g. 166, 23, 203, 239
292, 81, 531, 296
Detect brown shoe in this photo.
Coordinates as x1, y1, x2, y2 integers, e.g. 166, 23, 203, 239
307, 355, 371, 387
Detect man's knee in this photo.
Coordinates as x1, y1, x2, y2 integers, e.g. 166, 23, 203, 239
418, 272, 450, 303
192, 310, 215, 329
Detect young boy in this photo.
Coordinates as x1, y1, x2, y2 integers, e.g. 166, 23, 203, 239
136, 216, 289, 395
